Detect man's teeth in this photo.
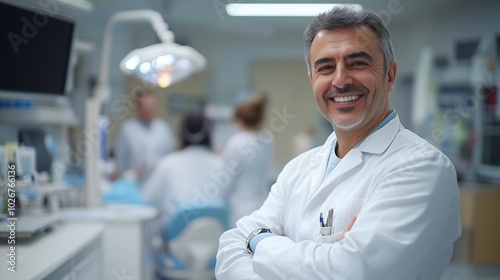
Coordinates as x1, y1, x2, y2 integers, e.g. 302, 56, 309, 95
333, 95, 361, 103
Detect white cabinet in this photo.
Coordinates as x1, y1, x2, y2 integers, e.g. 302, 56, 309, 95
44, 238, 102, 280
43, 260, 73, 280
72, 243, 101, 280
60, 205, 158, 280
0, 222, 104, 280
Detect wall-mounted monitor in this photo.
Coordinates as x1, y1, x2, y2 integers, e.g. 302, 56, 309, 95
0, 1, 75, 100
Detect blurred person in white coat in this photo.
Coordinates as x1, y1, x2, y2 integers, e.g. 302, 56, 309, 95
292, 124, 317, 156
115, 91, 175, 184
142, 112, 226, 228
216, 7, 461, 280
223, 95, 274, 226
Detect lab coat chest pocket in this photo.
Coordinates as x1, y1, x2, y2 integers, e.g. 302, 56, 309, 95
318, 199, 365, 243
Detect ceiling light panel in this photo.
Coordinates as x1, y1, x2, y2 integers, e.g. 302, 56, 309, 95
226, 3, 363, 17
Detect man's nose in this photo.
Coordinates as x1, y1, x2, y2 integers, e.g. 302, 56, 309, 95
330, 64, 353, 89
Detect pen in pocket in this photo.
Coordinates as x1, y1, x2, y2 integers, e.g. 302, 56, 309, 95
319, 208, 334, 236
326, 208, 334, 227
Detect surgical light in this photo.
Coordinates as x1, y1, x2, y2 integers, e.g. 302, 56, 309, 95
96, 10, 206, 102
120, 41, 205, 87
124, 55, 140, 70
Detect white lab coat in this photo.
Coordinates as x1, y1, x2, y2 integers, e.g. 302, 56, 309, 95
216, 114, 462, 280
222, 130, 273, 226
116, 118, 174, 183
142, 146, 226, 227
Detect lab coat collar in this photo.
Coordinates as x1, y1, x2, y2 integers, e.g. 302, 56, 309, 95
307, 113, 402, 197
356, 113, 402, 155
314, 112, 402, 159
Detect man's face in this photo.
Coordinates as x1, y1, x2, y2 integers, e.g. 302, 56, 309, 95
308, 26, 397, 133
137, 94, 157, 124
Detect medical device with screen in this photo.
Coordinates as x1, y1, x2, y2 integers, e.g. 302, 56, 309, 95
0, 1, 75, 97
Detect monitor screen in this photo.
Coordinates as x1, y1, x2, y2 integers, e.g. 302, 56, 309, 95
0, 2, 74, 95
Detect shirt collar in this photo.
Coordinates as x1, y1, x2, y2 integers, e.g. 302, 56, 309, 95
354, 109, 397, 148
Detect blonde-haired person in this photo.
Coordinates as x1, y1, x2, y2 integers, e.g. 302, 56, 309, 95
223, 94, 274, 227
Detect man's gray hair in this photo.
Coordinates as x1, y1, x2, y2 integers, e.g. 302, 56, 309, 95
304, 6, 395, 74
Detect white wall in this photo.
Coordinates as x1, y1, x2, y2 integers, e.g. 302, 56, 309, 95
183, 29, 306, 103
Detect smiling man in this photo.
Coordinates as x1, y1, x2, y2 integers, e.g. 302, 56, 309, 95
216, 7, 461, 280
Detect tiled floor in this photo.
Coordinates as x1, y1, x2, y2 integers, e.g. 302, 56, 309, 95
442, 262, 500, 280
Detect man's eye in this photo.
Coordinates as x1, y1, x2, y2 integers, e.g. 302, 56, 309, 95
352, 61, 368, 66
318, 65, 334, 72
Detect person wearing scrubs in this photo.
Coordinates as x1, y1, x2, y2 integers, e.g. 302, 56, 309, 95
216, 7, 461, 280
142, 112, 225, 229
223, 95, 273, 226
115, 91, 175, 184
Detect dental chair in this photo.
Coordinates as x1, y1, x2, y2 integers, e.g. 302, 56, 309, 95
156, 202, 228, 280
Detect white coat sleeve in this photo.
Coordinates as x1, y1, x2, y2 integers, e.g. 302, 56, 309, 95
220, 151, 461, 280
215, 161, 290, 280
220, 136, 243, 197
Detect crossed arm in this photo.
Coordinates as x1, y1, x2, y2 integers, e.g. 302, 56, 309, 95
215, 155, 461, 280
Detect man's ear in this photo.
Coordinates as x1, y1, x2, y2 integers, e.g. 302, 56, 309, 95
386, 61, 397, 93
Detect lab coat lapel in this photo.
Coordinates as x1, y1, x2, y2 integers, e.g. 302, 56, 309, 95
313, 148, 363, 205
322, 149, 363, 188
308, 133, 335, 194
298, 134, 334, 232
307, 115, 402, 203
